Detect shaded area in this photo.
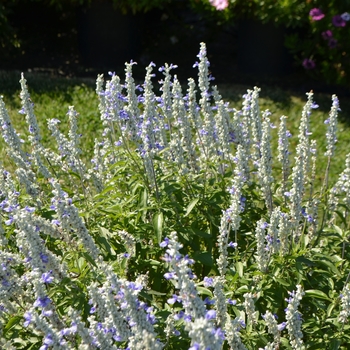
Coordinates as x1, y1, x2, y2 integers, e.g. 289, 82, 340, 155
1, 0, 349, 104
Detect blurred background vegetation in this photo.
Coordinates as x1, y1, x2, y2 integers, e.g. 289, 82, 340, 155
0, 0, 349, 93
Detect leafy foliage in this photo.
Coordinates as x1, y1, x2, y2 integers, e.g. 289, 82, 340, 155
0, 44, 350, 349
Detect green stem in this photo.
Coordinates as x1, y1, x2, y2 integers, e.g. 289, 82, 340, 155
314, 156, 331, 247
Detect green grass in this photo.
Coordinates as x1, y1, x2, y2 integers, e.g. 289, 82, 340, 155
1, 70, 349, 186
0, 71, 100, 167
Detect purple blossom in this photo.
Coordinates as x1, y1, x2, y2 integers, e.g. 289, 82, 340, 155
42, 310, 53, 317
188, 270, 196, 279
24, 312, 32, 327
309, 8, 325, 21
41, 271, 54, 284
147, 313, 156, 324
126, 281, 142, 291
205, 309, 217, 320
227, 298, 237, 305
167, 294, 180, 305
302, 58, 316, 70
203, 276, 214, 287
228, 242, 238, 248
239, 319, 246, 328
51, 219, 60, 226
60, 328, 72, 337
159, 237, 169, 248
321, 30, 333, 40
260, 222, 269, 229
164, 272, 176, 280
25, 206, 35, 213
184, 314, 192, 322
34, 296, 51, 308
286, 130, 292, 138
332, 15, 346, 27
305, 214, 313, 222
184, 255, 195, 265
174, 311, 184, 320
4, 204, 18, 213
204, 297, 215, 305
40, 253, 49, 264
5, 216, 13, 225
162, 253, 172, 263
189, 343, 200, 350
278, 322, 287, 331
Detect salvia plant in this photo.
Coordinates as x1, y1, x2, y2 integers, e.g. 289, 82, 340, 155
0, 42, 350, 349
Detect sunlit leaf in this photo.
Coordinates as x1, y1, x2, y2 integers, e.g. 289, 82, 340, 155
184, 198, 200, 217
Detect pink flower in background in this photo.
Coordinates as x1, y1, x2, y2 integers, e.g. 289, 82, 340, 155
209, 0, 229, 11
309, 8, 325, 21
332, 15, 346, 27
321, 30, 333, 40
302, 58, 316, 70
321, 30, 337, 48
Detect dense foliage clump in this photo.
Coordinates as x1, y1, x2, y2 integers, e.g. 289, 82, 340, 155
0, 43, 350, 349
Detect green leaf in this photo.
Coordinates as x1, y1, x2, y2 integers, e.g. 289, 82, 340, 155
329, 339, 341, 350
96, 236, 116, 256
236, 285, 249, 294
304, 289, 332, 301
28, 340, 41, 349
236, 261, 243, 277
153, 211, 163, 244
333, 225, 344, 237
193, 251, 213, 267
82, 252, 97, 268
280, 337, 293, 349
316, 259, 341, 277
300, 232, 309, 248
139, 187, 148, 208
149, 259, 161, 265
12, 338, 29, 346
296, 256, 317, 266
197, 287, 213, 297
98, 226, 113, 238
4, 315, 22, 334
327, 302, 336, 317
274, 278, 291, 287
93, 185, 115, 198
184, 198, 199, 217
146, 289, 167, 296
